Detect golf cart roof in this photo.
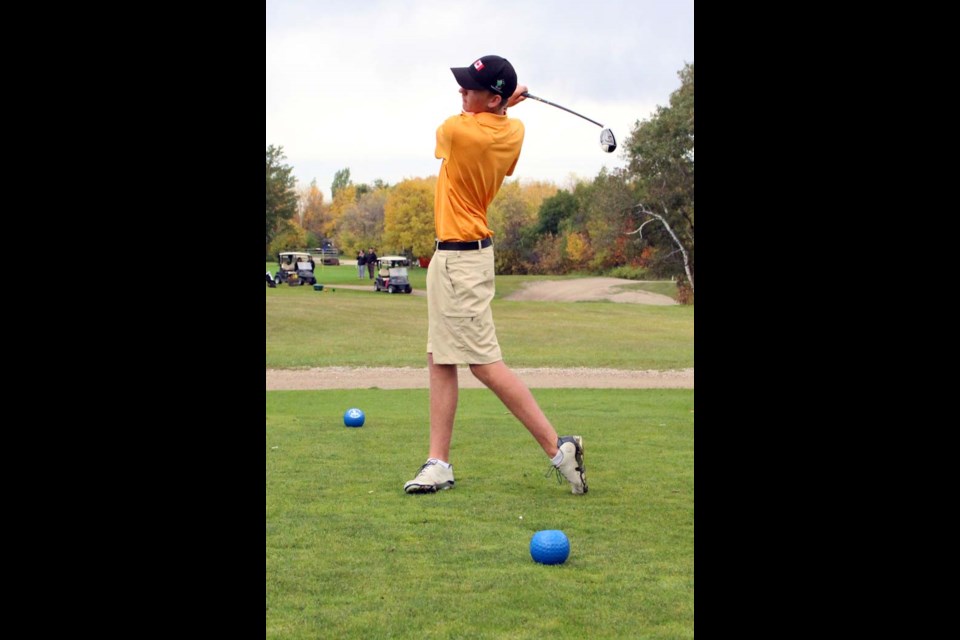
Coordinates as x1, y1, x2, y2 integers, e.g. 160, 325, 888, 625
279, 251, 311, 258
379, 255, 408, 262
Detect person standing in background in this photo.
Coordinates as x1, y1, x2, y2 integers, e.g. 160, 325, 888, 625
365, 248, 378, 280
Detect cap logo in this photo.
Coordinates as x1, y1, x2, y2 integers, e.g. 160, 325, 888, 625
473, 59, 485, 71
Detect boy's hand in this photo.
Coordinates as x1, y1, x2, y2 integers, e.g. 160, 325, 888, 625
506, 85, 528, 108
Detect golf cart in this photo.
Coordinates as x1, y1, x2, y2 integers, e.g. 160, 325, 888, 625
310, 239, 340, 266
374, 255, 413, 294
273, 251, 317, 286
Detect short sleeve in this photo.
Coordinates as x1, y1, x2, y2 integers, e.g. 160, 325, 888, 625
435, 116, 455, 160
505, 120, 524, 176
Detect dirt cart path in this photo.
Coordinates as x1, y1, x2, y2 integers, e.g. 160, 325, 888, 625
325, 284, 427, 296
266, 367, 694, 390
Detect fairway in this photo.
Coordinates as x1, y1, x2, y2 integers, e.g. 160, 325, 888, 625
266, 388, 694, 639
265, 266, 693, 370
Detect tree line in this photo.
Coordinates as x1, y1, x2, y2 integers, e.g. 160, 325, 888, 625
267, 63, 693, 288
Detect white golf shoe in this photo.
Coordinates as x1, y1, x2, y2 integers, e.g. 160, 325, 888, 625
552, 436, 587, 494
404, 460, 455, 494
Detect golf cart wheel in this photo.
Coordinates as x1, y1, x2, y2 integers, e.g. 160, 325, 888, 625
388, 285, 396, 294
405, 286, 412, 293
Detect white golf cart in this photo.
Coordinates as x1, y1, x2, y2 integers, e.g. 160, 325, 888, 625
373, 255, 413, 294
273, 251, 317, 286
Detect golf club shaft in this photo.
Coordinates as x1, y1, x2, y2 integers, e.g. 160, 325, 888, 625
521, 92, 604, 128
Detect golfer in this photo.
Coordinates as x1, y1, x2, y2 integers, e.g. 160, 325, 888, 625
404, 55, 587, 495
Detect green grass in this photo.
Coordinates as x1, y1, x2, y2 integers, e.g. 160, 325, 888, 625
266, 264, 678, 302
266, 275, 693, 369
267, 263, 429, 290
266, 388, 694, 639
612, 280, 680, 297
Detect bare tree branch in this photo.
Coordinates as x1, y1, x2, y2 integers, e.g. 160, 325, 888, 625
624, 218, 657, 239
625, 202, 694, 292
662, 248, 682, 260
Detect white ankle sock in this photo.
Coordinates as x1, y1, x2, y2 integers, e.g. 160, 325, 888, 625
428, 458, 452, 469
550, 450, 564, 466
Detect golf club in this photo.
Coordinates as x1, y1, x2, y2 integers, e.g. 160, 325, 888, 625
521, 92, 617, 153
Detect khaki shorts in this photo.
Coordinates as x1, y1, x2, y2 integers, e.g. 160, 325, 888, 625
426, 246, 502, 365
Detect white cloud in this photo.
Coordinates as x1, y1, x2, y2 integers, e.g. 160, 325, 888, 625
266, 0, 693, 199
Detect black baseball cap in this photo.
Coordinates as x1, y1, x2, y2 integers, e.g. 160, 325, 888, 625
451, 55, 518, 99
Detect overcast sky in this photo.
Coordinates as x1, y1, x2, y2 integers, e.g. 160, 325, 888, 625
266, 0, 694, 201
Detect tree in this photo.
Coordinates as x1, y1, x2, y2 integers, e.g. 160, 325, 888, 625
354, 183, 372, 199
337, 188, 388, 255
266, 145, 298, 255
331, 167, 351, 199
300, 179, 328, 246
519, 180, 559, 217
579, 168, 640, 271
326, 184, 358, 239
488, 181, 538, 274
623, 62, 694, 281
527, 233, 565, 274
383, 178, 436, 258
565, 232, 593, 269
627, 204, 694, 292
268, 220, 308, 257
535, 190, 578, 236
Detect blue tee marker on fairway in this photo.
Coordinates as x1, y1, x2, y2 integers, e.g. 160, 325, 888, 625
344, 408, 365, 427
530, 530, 570, 565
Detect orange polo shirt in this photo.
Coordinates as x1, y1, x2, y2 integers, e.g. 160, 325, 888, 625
434, 111, 524, 242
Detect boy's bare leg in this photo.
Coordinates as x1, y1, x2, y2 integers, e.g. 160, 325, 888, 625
469, 360, 560, 457
428, 353, 458, 462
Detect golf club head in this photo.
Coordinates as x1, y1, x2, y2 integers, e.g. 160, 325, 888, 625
600, 128, 617, 153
